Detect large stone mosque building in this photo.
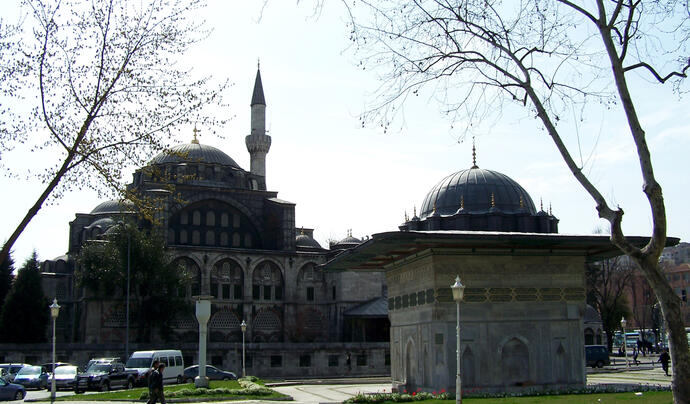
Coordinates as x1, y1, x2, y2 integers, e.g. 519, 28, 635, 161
36, 69, 389, 377
27, 68, 635, 390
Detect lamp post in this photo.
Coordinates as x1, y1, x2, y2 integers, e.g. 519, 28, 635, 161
49, 298, 60, 402
451, 276, 465, 404
240, 320, 247, 378
620, 317, 629, 369
118, 221, 131, 360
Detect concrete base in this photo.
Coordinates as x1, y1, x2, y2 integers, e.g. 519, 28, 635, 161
194, 376, 209, 388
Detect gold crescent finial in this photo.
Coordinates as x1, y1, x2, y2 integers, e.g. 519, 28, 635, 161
460, 195, 464, 209
519, 195, 524, 208
491, 192, 495, 207
192, 125, 200, 144
471, 136, 478, 169
540, 198, 544, 211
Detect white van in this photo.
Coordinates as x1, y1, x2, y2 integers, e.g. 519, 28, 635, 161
125, 350, 184, 385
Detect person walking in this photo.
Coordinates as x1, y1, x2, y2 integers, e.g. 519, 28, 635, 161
147, 363, 166, 404
658, 349, 671, 376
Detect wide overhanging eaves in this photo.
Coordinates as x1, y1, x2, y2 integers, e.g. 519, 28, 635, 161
321, 230, 679, 271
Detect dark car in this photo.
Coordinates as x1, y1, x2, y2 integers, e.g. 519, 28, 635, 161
585, 345, 611, 368
12, 365, 48, 390
0, 364, 29, 383
182, 365, 236, 383
0, 377, 25, 401
75, 362, 135, 392
51, 365, 78, 390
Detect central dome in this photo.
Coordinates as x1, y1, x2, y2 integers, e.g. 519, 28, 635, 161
149, 142, 240, 168
419, 167, 536, 218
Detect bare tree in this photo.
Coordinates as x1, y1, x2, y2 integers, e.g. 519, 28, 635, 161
0, 0, 226, 267
586, 257, 633, 353
344, 0, 690, 400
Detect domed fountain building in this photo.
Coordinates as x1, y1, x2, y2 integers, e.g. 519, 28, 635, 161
325, 147, 655, 393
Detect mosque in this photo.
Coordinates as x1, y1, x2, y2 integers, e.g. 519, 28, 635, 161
37, 68, 389, 377
32, 67, 624, 389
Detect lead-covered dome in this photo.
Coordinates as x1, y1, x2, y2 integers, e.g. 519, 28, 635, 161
419, 167, 536, 218
149, 142, 240, 168
90, 199, 136, 215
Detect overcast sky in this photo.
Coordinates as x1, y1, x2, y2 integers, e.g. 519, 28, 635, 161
1, 2, 688, 264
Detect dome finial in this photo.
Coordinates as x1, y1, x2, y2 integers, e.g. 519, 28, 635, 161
491, 192, 495, 207
413, 205, 417, 217
549, 202, 552, 216
471, 136, 478, 169
460, 195, 464, 210
257, 57, 260, 70
540, 198, 544, 211
192, 125, 200, 144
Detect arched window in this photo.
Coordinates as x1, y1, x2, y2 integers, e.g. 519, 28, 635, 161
179, 230, 188, 244
205, 230, 215, 246
220, 232, 229, 246
252, 261, 283, 301
173, 257, 201, 297
221, 213, 229, 227
192, 211, 201, 226
192, 230, 200, 245
212, 259, 244, 300
206, 211, 215, 226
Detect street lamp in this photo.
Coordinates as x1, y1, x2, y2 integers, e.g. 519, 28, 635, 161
451, 276, 465, 404
118, 221, 131, 360
49, 298, 60, 402
240, 320, 247, 378
620, 317, 629, 369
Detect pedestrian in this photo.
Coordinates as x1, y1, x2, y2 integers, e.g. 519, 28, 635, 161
146, 359, 159, 396
632, 347, 640, 365
345, 352, 351, 371
147, 363, 166, 404
658, 349, 670, 376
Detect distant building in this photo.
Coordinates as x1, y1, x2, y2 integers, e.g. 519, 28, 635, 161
33, 68, 390, 378
665, 263, 690, 326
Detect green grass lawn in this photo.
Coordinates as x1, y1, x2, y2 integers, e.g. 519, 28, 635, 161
373, 392, 671, 404
50, 379, 288, 401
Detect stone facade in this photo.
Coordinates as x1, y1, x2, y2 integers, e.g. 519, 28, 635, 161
386, 251, 586, 393
31, 68, 390, 378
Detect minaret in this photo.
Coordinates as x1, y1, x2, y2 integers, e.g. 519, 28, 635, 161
245, 63, 272, 180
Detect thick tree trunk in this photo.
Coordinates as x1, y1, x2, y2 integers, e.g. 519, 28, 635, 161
637, 257, 690, 402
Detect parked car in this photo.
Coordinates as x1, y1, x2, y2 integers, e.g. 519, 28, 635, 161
41, 362, 72, 374
84, 358, 122, 372
74, 361, 136, 393
182, 365, 237, 383
0, 378, 25, 401
0, 364, 29, 383
12, 365, 48, 390
51, 365, 78, 390
585, 345, 611, 368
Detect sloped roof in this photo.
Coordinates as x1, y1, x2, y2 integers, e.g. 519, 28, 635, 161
344, 297, 388, 318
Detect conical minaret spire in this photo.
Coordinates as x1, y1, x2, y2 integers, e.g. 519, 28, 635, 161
246, 64, 272, 182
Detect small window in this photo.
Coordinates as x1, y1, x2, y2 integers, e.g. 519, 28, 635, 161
332, 286, 336, 300
253, 285, 261, 299
299, 355, 311, 367
175, 356, 183, 367
270, 355, 282, 367
328, 355, 339, 367
222, 285, 231, 300
234, 284, 243, 299
356, 354, 367, 366
160, 357, 169, 367
275, 286, 283, 300
307, 287, 315, 301
264, 285, 272, 300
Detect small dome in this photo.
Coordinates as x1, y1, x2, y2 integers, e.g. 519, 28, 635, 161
149, 142, 240, 167
338, 235, 362, 245
296, 233, 322, 249
420, 167, 536, 218
90, 200, 136, 215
